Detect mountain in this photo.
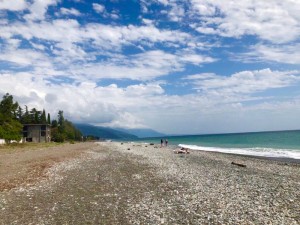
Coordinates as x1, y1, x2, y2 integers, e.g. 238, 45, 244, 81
115, 128, 166, 138
74, 124, 137, 140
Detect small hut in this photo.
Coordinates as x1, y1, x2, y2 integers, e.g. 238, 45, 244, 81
22, 124, 51, 143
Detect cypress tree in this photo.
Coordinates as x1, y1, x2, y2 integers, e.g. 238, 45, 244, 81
47, 113, 51, 125
41, 109, 47, 123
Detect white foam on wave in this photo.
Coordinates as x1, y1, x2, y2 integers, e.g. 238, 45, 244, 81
178, 144, 300, 159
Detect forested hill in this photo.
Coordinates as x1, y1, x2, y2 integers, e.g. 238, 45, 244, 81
74, 124, 137, 140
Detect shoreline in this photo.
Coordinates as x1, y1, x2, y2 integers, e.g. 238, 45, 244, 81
137, 142, 300, 164
189, 149, 300, 164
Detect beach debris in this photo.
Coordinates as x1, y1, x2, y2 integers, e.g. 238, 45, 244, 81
231, 162, 246, 167
150, 143, 154, 145
127, 148, 130, 150
174, 148, 190, 154
121, 143, 123, 145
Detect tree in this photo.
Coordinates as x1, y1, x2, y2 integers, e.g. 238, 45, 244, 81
51, 110, 82, 142
58, 110, 64, 126
22, 105, 31, 124
16, 106, 23, 122
0, 93, 19, 120
0, 93, 23, 142
51, 119, 58, 128
47, 113, 51, 125
57, 110, 65, 133
41, 109, 47, 124
0, 120, 23, 142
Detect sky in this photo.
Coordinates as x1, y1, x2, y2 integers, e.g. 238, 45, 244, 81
0, 0, 300, 135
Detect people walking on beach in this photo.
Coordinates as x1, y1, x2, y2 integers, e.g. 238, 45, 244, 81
165, 139, 168, 146
161, 139, 164, 147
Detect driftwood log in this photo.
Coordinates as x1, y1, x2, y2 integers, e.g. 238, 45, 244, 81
231, 162, 246, 167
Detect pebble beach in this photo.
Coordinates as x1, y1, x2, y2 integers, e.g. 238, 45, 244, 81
0, 141, 299, 224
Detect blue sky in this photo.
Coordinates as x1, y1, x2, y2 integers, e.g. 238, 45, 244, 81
0, 0, 300, 134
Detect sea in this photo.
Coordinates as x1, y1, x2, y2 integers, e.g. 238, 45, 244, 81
137, 130, 300, 160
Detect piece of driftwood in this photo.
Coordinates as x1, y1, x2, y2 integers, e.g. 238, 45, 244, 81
231, 162, 246, 167
174, 148, 190, 154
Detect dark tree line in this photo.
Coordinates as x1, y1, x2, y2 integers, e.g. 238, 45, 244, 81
17, 106, 51, 125
0, 93, 82, 143
50, 110, 82, 142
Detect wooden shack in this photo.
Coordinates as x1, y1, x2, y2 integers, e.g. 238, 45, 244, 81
22, 124, 51, 143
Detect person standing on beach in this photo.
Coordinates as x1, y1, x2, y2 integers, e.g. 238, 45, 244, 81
161, 139, 164, 147
165, 139, 168, 146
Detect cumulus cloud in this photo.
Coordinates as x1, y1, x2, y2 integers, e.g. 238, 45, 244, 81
148, 0, 300, 43
59, 7, 81, 16
0, 0, 28, 11
67, 50, 215, 81
0, 72, 165, 128
1, 66, 300, 134
237, 43, 300, 65
189, 0, 300, 43
25, 0, 60, 21
185, 69, 300, 100
92, 3, 105, 14
0, 20, 191, 51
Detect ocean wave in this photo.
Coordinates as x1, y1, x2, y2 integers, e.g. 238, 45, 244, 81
178, 144, 300, 159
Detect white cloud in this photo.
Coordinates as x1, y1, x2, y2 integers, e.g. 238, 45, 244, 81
150, 0, 300, 43
92, 3, 105, 14
0, 0, 28, 11
184, 73, 217, 80
52, 41, 88, 62
1, 67, 300, 134
168, 3, 185, 22
68, 50, 215, 81
0, 48, 49, 67
0, 72, 164, 128
0, 39, 53, 68
190, 0, 300, 43
30, 42, 46, 51
187, 69, 300, 97
110, 13, 119, 20
25, 0, 60, 21
125, 83, 164, 96
157, 0, 169, 6
0, 20, 191, 51
100, 112, 146, 129
60, 7, 81, 16
180, 54, 215, 65
141, 18, 154, 25
238, 43, 300, 65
